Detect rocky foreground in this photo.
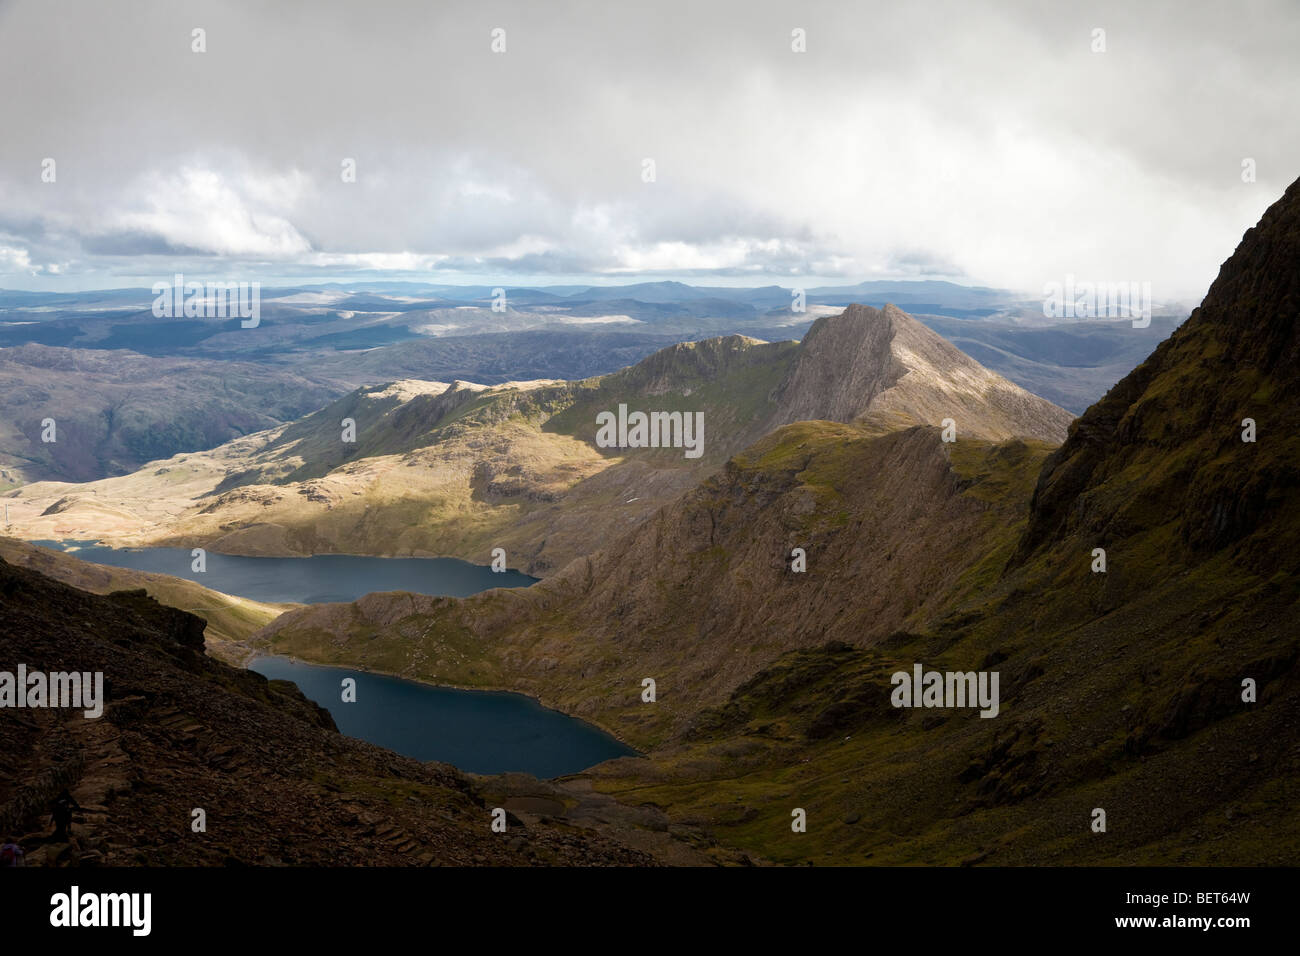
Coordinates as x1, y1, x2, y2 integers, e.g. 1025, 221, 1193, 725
0, 555, 682, 866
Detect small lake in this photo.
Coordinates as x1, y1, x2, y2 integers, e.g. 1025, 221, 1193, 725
33, 540, 624, 776
249, 655, 636, 777
32, 540, 536, 604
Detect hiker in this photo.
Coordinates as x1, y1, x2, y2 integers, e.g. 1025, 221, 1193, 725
50, 789, 82, 842
0, 837, 24, 867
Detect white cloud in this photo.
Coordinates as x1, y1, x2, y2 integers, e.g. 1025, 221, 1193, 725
114, 167, 313, 258
0, 245, 34, 272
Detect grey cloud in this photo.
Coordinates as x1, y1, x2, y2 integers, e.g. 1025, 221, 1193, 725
0, 0, 1296, 295
78, 231, 212, 257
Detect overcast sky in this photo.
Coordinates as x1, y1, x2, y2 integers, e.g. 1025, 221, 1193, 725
0, 0, 1296, 299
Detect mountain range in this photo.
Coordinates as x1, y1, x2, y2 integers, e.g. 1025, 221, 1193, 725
3, 179, 1297, 866
251, 178, 1300, 864
0, 279, 1179, 487
3, 304, 1071, 576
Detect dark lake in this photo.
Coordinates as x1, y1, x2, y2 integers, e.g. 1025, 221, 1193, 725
248, 655, 636, 777
34, 540, 627, 776
33, 540, 536, 604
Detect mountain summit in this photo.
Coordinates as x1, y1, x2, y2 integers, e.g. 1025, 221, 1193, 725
773, 303, 1073, 442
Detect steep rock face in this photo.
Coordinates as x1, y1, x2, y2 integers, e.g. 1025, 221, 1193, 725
772, 304, 1074, 442
770, 304, 904, 424
1017, 177, 1300, 564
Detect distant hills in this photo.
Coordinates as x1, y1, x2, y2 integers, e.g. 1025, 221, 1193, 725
0, 278, 1181, 488
0, 345, 349, 487
0, 277, 1178, 346
4, 304, 1070, 576
0, 277, 1023, 320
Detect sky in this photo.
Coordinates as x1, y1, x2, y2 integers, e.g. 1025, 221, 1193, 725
0, 0, 1296, 301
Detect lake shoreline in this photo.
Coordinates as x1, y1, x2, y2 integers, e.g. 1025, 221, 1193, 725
32, 534, 542, 578
30, 538, 537, 605
243, 648, 643, 756
247, 652, 638, 777
19, 535, 637, 758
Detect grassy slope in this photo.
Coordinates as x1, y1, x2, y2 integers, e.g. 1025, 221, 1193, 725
586, 543, 1298, 865
252, 425, 1053, 741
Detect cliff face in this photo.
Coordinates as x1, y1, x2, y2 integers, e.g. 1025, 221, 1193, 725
0, 555, 654, 866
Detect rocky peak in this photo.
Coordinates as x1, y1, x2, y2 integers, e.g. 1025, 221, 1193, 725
772, 303, 1073, 442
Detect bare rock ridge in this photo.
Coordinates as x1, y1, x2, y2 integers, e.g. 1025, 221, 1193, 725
771, 303, 1074, 442
770, 303, 906, 423
614, 333, 775, 396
